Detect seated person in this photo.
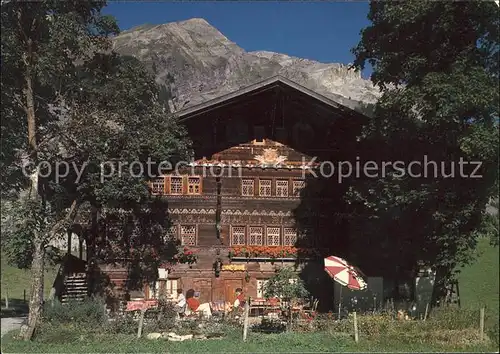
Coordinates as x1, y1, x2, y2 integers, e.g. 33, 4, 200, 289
185, 289, 212, 318
174, 288, 186, 314
233, 288, 246, 310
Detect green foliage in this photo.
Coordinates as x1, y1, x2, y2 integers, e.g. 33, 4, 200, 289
1, 199, 42, 269
262, 267, 309, 302
251, 318, 287, 333
106, 314, 137, 335
1, 0, 188, 279
0, 251, 58, 306
347, 0, 499, 284
352, 1, 499, 87
3, 312, 498, 352
427, 306, 478, 330
43, 297, 107, 327
479, 199, 499, 246
1, 0, 119, 194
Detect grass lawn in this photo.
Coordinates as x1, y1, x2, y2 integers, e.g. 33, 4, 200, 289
1, 240, 498, 353
456, 237, 499, 335
1, 253, 59, 317
1, 329, 497, 353
457, 237, 499, 311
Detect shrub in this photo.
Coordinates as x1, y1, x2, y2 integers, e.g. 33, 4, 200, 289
426, 305, 477, 330
148, 297, 177, 323
355, 313, 394, 336
106, 314, 138, 335
488, 321, 499, 346
312, 313, 351, 333
251, 317, 287, 333
305, 306, 484, 339
43, 297, 106, 327
35, 323, 83, 344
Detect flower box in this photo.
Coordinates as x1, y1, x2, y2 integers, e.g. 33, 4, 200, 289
228, 246, 320, 259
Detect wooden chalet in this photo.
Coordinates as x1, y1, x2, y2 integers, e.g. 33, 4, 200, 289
53, 76, 372, 310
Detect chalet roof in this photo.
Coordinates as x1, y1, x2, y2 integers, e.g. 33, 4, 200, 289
177, 75, 373, 120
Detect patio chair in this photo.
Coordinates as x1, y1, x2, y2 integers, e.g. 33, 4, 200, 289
302, 299, 318, 316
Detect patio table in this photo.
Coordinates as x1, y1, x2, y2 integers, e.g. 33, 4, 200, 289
125, 299, 158, 312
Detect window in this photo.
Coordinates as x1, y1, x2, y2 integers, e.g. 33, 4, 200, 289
170, 176, 183, 194
187, 177, 201, 194
148, 279, 178, 299
248, 226, 263, 245
266, 227, 281, 246
257, 279, 269, 298
292, 180, 305, 196
231, 226, 246, 245
180, 225, 196, 246
276, 180, 289, 197
259, 179, 272, 196
165, 279, 179, 297
164, 225, 178, 242
241, 179, 255, 196
148, 281, 161, 299
151, 178, 165, 195
283, 228, 297, 246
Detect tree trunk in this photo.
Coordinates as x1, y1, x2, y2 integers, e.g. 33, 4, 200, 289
20, 240, 45, 340
19, 24, 45, 340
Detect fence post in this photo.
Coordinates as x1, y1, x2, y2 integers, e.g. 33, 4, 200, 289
242, 299, 250, 342
424, 303, 429, 321
479, 307, 485, 341
353, 311, 359, 343
24, 289, 26, 303
5, 286, 9, 309
137, 308, 147, 339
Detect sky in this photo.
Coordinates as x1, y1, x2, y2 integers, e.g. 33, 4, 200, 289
103, 1, 373, 77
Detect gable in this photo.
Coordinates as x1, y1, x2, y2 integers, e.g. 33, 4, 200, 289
177, 75, 373, 120
178, 78, 368, 162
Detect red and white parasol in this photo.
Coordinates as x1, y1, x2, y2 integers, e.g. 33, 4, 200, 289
324, 255, 367, 291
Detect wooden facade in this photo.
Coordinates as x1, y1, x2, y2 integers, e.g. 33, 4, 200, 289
94, 76, 368, 307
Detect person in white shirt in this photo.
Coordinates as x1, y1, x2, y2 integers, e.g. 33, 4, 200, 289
233, 288, 245, 310
174, 288, 186, 314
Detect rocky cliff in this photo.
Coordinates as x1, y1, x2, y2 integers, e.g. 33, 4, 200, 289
112, 18, 381, 114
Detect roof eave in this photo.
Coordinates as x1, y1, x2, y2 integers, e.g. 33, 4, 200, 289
176, 75, 355, 121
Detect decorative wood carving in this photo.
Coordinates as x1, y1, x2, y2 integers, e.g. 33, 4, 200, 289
254, 148, 288, 166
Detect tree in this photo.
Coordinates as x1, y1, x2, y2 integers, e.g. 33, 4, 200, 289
1, 0, 120, 339
262, 267, 309, 327
1, 1, 187, 339
350, 0, 499, 303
